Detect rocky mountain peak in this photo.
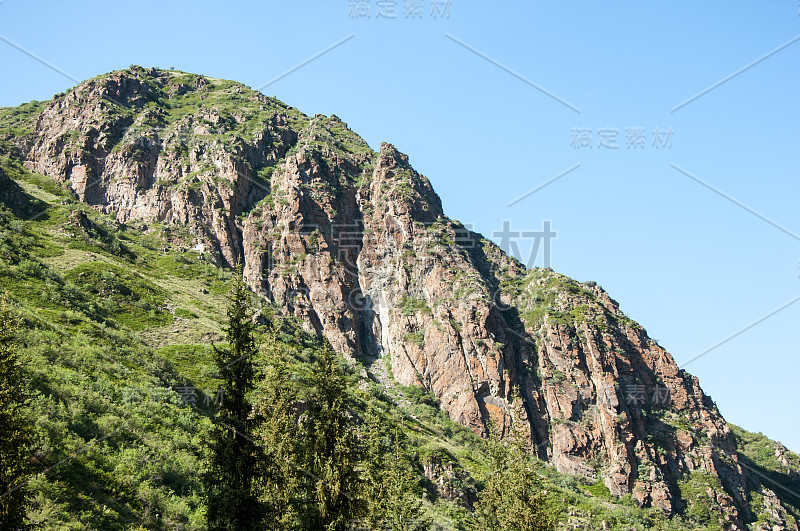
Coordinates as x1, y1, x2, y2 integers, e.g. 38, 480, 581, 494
3, 67, 796, 528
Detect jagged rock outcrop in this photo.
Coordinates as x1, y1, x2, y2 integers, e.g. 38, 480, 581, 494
775, 443, 800, 484
4, 66, 791, 528
21, 66, 298, 267
753, 487, 799, 531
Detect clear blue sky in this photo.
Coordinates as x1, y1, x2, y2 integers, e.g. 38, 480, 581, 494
1, 1, 798, 450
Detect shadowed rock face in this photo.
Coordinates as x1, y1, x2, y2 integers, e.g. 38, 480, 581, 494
5, 66, 769, 527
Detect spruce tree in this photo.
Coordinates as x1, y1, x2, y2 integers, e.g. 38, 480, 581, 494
361, 409, 430, 530
301, 346, 364, 530
0, 294, 32, 530
203, 265, 262, 530
254, 331, 303, 529
471, 425, 557, 531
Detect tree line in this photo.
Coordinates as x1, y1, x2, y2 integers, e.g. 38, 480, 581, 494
202, 273, 557, 530
0, 273, 557, 530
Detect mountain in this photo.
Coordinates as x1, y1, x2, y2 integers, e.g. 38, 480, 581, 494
1, 66, 798, 530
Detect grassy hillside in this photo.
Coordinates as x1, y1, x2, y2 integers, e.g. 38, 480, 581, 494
1, 155, 798, 530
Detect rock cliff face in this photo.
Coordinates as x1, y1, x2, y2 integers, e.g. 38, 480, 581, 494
1, 66, 787, 528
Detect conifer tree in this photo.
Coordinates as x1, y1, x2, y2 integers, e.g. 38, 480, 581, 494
255, 331, 304, 529
203, 265, 262, 530
471, 424, 557, 531
0, 294, 33, 530
301, 346, 364, 530
361, 409, 430, 530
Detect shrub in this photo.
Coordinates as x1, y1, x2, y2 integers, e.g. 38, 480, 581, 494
397, 295, 431, 316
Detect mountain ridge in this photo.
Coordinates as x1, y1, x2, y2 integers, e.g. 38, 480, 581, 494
1, 66, 798, 530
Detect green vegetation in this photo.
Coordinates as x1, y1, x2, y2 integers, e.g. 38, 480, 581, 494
203, 266, 262, 530
319, 114, 374, 157
582, 479, 611, 498
63, 262, 173, 331
301, 346, 365, 528
676, 472, 729, 530
520, 270, 583, 326
730, 425, 800, 527
0, 100, 47, 138
362, 410, 431, 529
254, 331, 304, 528
403, 331, 425, 348
397, 295, 432, 316
174, 307, 198, 319
0, 161, 230, 528
471, 427, 557, 530
1, 156, 74, 200
0, 295, 34, 530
